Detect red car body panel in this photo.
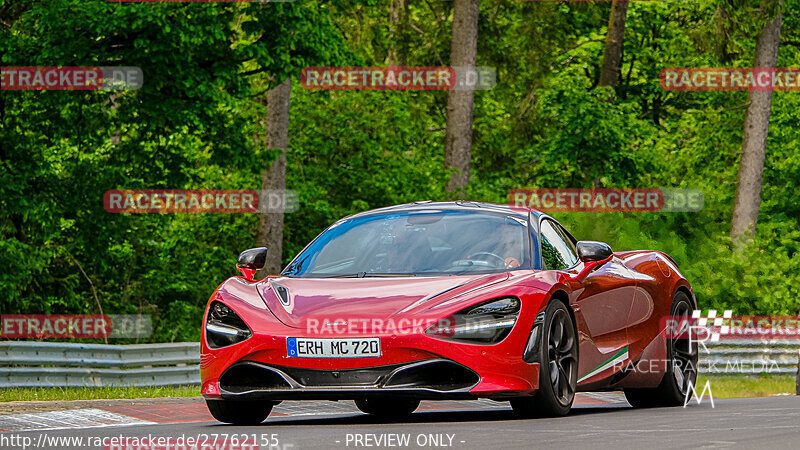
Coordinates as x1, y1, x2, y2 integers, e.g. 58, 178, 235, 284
201, 203, 695, 401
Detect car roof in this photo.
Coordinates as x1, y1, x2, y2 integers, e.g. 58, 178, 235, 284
345, 201, 543, 221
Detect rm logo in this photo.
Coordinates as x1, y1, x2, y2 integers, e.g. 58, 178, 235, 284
684, 379, 714, 408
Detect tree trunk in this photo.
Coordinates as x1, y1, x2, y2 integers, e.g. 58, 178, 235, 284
387, 0, 405, 66
257, 78, 291, 275
730, 8, 783, 243
444, 0, 479, 194
598, 1, 629, 87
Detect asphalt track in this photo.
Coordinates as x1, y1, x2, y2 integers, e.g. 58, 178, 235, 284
1, 395, 799, 449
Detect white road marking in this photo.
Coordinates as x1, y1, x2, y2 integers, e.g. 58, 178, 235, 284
0, 408, 154, 432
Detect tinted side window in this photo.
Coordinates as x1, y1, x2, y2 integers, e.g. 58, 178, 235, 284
540, 220, 578, 270
554, 223, 578, 264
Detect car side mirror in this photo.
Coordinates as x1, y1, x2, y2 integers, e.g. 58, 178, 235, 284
577, 241, 613, 263
571, 241, 613, 282
236, 247, 267, 281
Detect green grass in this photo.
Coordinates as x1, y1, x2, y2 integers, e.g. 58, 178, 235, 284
697, 374, 797, 398
0, 385, 200, 402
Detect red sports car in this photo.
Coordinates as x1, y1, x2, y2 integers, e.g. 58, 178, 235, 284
200, 201, 698, 424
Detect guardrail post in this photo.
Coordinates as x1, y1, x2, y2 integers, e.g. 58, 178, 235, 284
796, 350, 799, 396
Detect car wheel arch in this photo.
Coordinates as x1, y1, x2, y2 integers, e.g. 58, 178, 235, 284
675, 285, 697, 309
544, 290, 579, 360
548, 290, 575, 327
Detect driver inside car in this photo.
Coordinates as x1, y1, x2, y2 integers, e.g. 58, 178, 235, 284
464, 222, 523, 269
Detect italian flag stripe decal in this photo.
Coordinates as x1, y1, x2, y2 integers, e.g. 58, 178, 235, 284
577, 346, 629, 383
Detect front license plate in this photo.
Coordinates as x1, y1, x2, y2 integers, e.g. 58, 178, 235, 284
287, 337, 381, 358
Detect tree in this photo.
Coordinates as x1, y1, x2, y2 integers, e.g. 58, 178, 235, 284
387, 0, 406, 65
258, 79, 292, 275
598, 2, 630, 87
444, 0, 480, 193
730, 4, 783, 243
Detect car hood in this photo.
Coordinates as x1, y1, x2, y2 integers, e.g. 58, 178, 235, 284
256, 273, 509, 331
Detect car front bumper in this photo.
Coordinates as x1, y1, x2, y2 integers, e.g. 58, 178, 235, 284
201, 330, 541, 401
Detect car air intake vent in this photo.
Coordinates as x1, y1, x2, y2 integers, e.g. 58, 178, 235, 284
272, 283, 290, 306
384, 360, 480, 391
219, 363, 292, 393
217, 359, 480, 395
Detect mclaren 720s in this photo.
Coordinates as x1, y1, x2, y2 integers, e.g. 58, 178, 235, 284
200, 201, 698, 424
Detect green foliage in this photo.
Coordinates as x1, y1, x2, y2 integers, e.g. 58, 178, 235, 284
285, 88, 450, 260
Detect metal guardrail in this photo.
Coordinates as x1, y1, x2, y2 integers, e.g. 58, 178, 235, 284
0, 342, 200, 388
0, 340, 797, 388
700, 339, 800, 375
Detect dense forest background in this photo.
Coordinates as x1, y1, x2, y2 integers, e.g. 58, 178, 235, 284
1, 0, 798, 342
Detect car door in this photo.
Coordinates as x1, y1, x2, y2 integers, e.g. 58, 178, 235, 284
539, 219, 637, 381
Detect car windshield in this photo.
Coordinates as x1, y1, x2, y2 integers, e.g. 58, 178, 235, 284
284, 209, 530, 277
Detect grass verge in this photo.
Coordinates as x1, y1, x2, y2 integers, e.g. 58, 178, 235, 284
0, 385, 200, 402
697, 374, 796, 398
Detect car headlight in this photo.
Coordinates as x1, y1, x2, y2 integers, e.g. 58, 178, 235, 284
206, 301, 252, 348
425, 297, 521, 344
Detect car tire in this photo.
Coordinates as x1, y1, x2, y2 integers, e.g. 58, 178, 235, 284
624, 290, 698, 408
511, 300, 577, 418
206, 399, 273, 425
354, 397, 420, 418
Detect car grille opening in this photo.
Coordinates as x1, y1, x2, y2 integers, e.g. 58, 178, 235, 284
281, 365, 395, 387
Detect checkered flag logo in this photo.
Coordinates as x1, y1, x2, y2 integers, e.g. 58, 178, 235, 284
692, 309, 733, 341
